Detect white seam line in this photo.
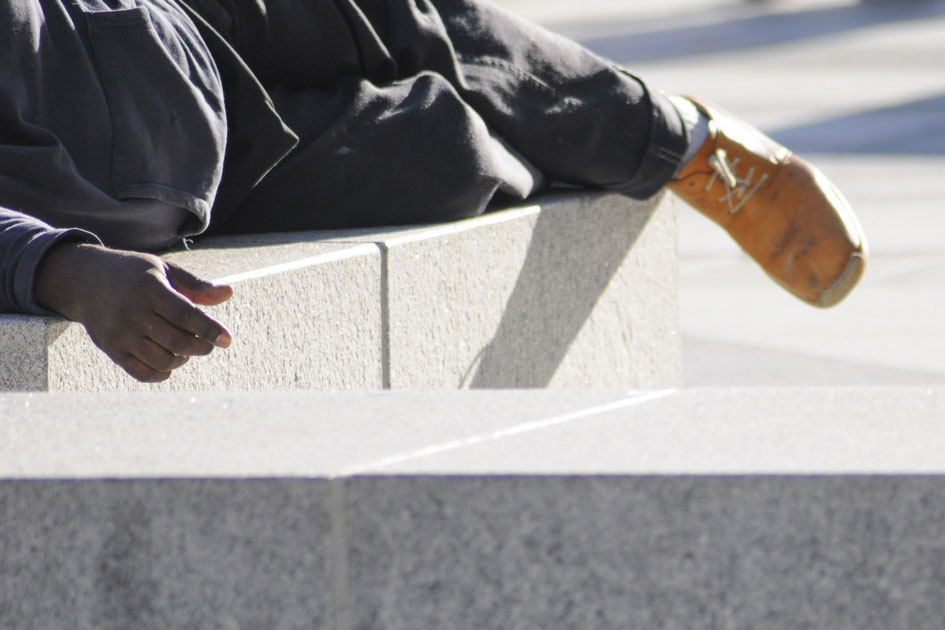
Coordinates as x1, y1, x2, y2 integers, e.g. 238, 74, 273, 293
212, 244, 379, 284
382, 205, 541, 247
340, 389, 677, 475
211, 206, 542, 284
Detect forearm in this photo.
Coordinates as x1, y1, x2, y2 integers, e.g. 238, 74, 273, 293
0, 207, 101, 315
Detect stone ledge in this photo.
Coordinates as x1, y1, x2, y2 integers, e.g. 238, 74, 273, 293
331, 191, 680, 389
0, 191, 680, 391
2, 387, 943, 477
2, 387, 944, 628
0, 240, 384, 392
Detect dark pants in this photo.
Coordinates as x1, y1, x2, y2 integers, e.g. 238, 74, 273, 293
211, 0, 689, 233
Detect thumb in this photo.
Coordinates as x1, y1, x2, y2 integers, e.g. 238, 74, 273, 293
165, 261, 234, 306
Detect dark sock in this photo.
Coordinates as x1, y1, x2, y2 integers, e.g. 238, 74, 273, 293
668, 95, 709, 176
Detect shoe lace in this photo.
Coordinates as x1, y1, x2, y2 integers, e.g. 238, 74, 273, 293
705, 148, 769, 214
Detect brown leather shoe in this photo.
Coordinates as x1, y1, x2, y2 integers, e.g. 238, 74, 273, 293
668, 98, 867, 307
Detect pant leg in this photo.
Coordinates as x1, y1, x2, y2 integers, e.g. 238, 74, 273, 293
212, 0, 689, 233
216, 71, 543, 231
350, 0, 689, 196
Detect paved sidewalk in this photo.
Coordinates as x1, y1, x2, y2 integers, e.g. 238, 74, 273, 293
499, 0, 945, 386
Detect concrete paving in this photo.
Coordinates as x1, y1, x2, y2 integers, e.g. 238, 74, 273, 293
4, 388, 945, 627
498, 0, 945, 386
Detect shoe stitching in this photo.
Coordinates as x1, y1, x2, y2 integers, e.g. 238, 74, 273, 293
705, 148, 769, 214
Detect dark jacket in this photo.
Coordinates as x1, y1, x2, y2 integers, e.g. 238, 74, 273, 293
0, 0, 297, 314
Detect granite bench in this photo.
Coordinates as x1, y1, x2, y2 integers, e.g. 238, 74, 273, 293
0, 191, 681, 391
2, 386, 944, 627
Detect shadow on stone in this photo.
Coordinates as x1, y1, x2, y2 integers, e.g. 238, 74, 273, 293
468, 194, 658, 388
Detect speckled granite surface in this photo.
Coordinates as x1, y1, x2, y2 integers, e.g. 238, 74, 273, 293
0, 192, 680, 392
2, 388, 945, 628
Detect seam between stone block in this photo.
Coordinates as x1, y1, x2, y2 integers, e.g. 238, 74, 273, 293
381, 205, 541, 247
210, 244, 378, 284
379, 243, 391, 390
339, 389, 678, 474
330, 479, 352, 630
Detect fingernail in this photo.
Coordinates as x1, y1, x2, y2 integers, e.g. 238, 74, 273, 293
214, 332, 232, 348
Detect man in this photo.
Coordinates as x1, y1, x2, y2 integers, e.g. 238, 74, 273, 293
0, 0, 867, 382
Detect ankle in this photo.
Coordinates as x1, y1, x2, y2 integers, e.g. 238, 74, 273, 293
668, 95, 710, 177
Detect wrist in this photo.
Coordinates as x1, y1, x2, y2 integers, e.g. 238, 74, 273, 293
34, 240, 101, 320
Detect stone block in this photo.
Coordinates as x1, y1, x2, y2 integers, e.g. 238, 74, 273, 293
0, 236, 383, 392
0, 479, 334, 629
0, 192, 679, 392
368, 387, 945, 474
335, 191, 680, 389
343, 475, 945, 629
10, 388, 940, 627
0, 315, 52, 392
0, 390, 627, 477
0, 389, 628, 629
338, 387, 945, 628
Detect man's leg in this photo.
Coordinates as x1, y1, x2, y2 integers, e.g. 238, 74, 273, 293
210, 0, 689, 231
342, 0, 689, 197
215, 0, 866, 306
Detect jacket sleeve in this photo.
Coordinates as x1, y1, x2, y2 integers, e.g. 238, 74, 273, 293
0, 0, 218, 311
0, 207, 101, 316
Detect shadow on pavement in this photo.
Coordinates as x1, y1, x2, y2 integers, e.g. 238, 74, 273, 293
575, 0, 945, 63
684, 335, 945, 386
768, 93, 945, 154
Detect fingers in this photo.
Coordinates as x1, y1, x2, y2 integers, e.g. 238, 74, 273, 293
146, 322, 215, 358
165, 261, 233, 306
90, 284, 229, 384
89, 323, 193, 383
121, 354, 175, 384
137, 337, 190, 372
59, 248, 236, 384
151, 283, 233, 349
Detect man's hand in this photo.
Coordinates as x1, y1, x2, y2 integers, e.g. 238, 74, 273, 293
35, 242, 233, 383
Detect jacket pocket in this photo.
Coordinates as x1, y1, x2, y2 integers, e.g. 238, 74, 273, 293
85, 5, 226, 223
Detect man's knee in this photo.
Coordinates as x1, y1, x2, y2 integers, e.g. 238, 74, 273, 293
369, 72, 533, 220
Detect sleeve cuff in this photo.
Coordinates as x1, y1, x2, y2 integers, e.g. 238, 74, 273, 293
15, 228, 102, 317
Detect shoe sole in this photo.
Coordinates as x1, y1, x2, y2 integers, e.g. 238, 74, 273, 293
815, 251, 867, 308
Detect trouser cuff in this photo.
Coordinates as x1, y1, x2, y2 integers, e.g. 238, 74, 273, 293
609, 83, 690, 199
